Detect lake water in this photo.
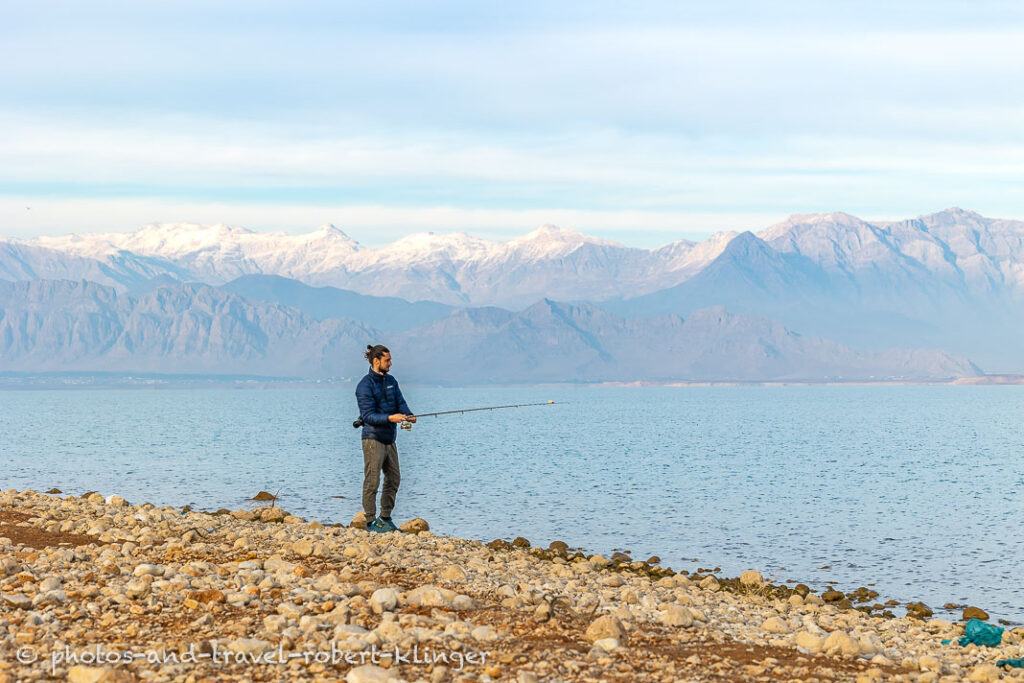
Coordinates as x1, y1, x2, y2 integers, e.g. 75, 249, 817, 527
2, 385, 1022, 623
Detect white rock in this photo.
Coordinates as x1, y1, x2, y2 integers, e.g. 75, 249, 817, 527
471, 625, 499, 641
39, 577, 62, 591
967, 664, 1001, 683
376, 620, 405, 642
762, 617, 789, 634
314, 573, 338, 591
925, 618, 954, 633
369, 588, 399, 614
277, 602, 304, 619
335, 624, 370, 638
740, 570, 764, 585
263, 615, 288, 633
699, 576, 720, 592
265, 557, 298, 574
405, 585, 455, 608
857, 636, 877, 656
452, 594, 477, 610
594, 637, 620, 652
298, 615, 324, 633
132, 563, 163, 577
227, 638, 273, 655
659, 605, 693, 627
440, 565, 467, 581
2, 593, 31, 609
67, 666, 134, 683
795, 631, 824, 653
335, 638, 369, 652
585, 615, 624, 643
225, 591, 250, 605
124, 580, 150, 599
823, 630, 860, 657
346, 665, 396, 682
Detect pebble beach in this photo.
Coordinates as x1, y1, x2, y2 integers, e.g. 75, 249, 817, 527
1, 488, 1022, 682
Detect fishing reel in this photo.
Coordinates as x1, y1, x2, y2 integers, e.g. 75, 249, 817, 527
351, 417, 414, 429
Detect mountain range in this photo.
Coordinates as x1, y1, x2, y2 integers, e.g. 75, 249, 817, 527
9, 208, 1024, 307
1, 207, 1021, 378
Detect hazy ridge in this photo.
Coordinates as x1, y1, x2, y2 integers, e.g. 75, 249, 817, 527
0, 279, 979, 383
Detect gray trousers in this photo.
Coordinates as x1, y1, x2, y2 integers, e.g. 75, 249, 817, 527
362, 439, 400, 519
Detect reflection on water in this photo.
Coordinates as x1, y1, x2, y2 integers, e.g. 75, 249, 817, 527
2, 385, 1023, 623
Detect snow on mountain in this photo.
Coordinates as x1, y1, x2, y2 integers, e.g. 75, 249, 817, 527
879, 208, 1024, 293
10, 222, 712, 306
504, 224, 620, 258
758, 211, 913, 276
651, 230, 738, 280
760, 208, 1024, 295
9, 208, 1024, 372
7, 208, 1024, 313
35, 222, 257, 259
0, 237, 188, 290
29, 222, 363, 284
353, 231, 495, 267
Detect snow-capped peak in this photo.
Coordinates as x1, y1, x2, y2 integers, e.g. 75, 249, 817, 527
371, 231, 496, 263
311, 223, 358, 241
515, 224, 620, 246
503, 224, 623, 261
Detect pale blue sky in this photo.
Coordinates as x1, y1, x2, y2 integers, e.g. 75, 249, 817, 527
2, 1, 1023, 246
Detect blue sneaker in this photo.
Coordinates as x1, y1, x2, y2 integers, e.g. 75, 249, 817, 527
380, 516, 399, 532
368, 517, 390, 533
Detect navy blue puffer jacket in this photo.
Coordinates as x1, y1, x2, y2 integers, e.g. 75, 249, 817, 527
355, 371, 412, 444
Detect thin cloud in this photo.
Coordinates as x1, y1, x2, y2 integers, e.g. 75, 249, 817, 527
2, 2, 1024, 239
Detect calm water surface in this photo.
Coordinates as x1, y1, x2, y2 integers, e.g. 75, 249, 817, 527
2, 385, 1022, 622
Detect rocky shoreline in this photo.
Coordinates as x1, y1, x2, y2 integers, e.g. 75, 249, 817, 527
1, 489, 1022, 682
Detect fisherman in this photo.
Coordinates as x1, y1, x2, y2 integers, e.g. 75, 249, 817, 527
354, 344, 415, 533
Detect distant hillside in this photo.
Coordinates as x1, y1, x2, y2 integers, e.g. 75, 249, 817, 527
0, 280, 981, 383
395, 299, 980, 384
0, 280, 378, 377
219, 275, 452, 332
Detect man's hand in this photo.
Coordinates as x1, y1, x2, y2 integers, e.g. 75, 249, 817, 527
388, 414, 409, 423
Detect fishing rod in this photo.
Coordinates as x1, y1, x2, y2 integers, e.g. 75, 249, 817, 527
352, 401, 556, 430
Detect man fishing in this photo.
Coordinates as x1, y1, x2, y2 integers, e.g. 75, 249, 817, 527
354, 344, 415, 533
